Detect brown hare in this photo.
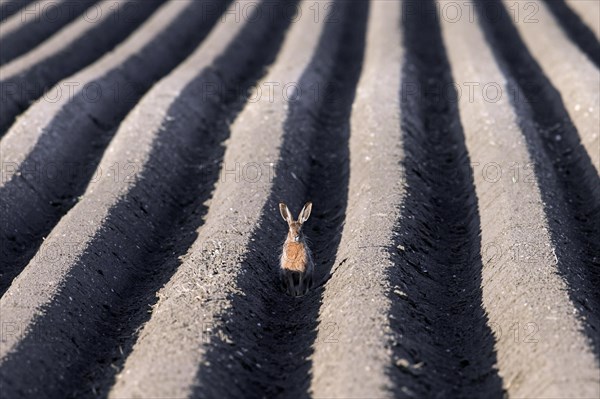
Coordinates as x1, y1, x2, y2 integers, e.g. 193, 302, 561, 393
279, 202, 314, 297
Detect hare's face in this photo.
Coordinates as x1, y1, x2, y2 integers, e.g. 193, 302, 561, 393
279, 201, 312, 242
288, 221, 303, 242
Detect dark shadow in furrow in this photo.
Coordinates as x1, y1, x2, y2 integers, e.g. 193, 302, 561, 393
542, 0, 600, 68
476, 0, 600, 359
0, 0, 38, 22
0, 0, 227, 298
0, 0, 166, 137
0, 2, 295, 398
0, 0, 101, 65
193, 1, 367, 398
384, 1, 504, 397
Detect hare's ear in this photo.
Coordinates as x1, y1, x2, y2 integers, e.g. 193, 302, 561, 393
298, 202, 312, 224
279, 203, 292, 224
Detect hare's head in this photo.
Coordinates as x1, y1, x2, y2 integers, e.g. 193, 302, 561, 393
279, 202, 312, 242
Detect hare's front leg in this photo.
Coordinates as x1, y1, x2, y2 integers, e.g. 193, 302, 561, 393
300, 272, 311, 296
279, 269, 292, 294
293, 272, 303, 297
306, 272, 313, 291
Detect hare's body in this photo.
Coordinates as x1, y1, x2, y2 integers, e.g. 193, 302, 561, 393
281, 241, 311, 272
280, 240, 314, 296
279, 202, 314, 297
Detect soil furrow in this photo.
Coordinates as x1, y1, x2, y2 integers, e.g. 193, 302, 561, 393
194, 1, 367, 397
0, 0, 38, 22
511, 0, 599, 176
440, 1, 600, 396
391, 1, 504, 397
0, 0, 100, 65
0, 0, 165, 136
0, 1, 295, 397
0, 0, 227, 297
309, 1, 410, 396
476, 0, 600, 359
566, 0, 600, 40
543, 0, 600, 68
0, 0, 596, 396
107, 2, 333, 397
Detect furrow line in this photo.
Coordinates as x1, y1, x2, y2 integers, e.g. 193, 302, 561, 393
0, 0, 227, 296
392, 0, 504, 397
0, 0, 294, 397
107, 1, 359, 397
0, 0, 100, 65
0, 0, 165, 136
542, 0, 600, 68
0, 0, 37, 22
440, 1, 600, 396
309, 1, 409, 396
513, 0, 599, 175
193, 0, 368, 397
477, 0, 600, 359
566, 0, 600, 40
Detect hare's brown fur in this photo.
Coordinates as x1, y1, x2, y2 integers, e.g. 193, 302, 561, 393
282, 241, 309, 272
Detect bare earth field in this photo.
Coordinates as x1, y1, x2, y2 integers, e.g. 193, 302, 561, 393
1, 0, 599, 398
